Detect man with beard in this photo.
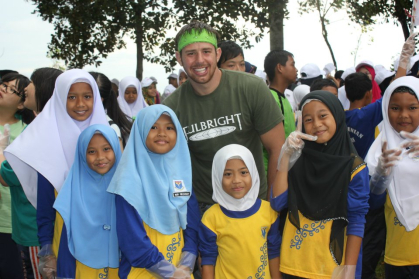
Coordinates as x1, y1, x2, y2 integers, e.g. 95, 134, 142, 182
164, 20, 284, 213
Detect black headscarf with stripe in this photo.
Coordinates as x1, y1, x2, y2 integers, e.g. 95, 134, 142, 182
288, 90, 363, 265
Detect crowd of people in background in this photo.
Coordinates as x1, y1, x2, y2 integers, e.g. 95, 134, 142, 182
0, 20, 419, 279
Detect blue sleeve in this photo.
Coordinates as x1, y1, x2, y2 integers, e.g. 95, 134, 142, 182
182, 191, 199, 256
270, 189, 288, 212
56, 224, 76, 278
37, 172, 56, 246
199, 222, 218, 266
346, 167, 370, 237
115, 195, 164, 268
369, 192, 387, 210
363, 97, 383, 127
267, 216, 281, 260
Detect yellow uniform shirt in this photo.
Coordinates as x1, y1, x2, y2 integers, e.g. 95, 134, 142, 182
127, 222, 192, 279
201, 200, 279, 279
384, 194, 419, 266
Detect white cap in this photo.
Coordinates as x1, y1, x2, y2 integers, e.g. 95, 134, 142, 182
141, 77, 154, 88
355, 60, 374, 71
323, 63, 336, 76
293, 84, 311, 106
168, 73, 178, 79
150, 76, 158, 83
374, 65, 385, 73
341, 67, 356, 80
300, 63, 322, 79
375, 68, 395, 85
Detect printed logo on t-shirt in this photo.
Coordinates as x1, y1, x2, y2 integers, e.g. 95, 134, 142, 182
172, 180, 191, 197
182, 113, 243, 142
261, 226, 267, 239
347, 127, 364, 143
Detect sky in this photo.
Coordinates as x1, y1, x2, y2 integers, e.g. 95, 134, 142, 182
1, 1, 410, 92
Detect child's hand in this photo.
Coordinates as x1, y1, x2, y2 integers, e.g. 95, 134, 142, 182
399, 32, 418, 70
170, 267, 191, 279
331, 265, 356, 279
377, 141, 401, 176
400, 131, 419, 158
277, 111, 317, 171
0, 124, 10, 153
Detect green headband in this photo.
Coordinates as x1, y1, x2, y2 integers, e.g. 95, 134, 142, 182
177, 29, 217, 52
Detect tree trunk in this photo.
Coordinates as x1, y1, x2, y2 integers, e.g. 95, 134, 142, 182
269, 0, 288, 51
319, 15, 338, 69
134, 3, 143, 80
394, 0, 411, 40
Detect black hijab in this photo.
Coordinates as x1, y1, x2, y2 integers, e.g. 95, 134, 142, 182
288, 90, 363, 265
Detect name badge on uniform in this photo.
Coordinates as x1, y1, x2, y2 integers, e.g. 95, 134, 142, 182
173, 180, 191, 197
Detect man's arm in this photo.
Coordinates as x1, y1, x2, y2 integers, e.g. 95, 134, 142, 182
260, 122, 285, 200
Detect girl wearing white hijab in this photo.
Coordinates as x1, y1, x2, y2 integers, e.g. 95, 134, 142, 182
178, 68, 188, 87
4, 69, 109, 278
117, 76, 147, 120
366, 76, 419, 278
200, 144, 281, 279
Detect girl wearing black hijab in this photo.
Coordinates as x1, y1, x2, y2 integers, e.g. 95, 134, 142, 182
271, 91, 370, 279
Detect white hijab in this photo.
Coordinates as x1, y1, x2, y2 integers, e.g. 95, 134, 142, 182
4, 69, 109, 208
117, 76, 147, 118
212, 144, 260, 211
365, 76, 419, 231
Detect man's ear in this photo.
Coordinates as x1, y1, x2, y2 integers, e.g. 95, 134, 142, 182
276, 63, 283, 75
216, 47, 222, 63
175, 51, 183, 67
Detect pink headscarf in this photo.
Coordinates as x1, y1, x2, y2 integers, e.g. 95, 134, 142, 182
357, 65, 381, 102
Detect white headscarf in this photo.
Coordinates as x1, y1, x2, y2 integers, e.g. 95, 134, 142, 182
177, 68, 187, 86
365, 76, 419, 231
117, 76, 147, 118
4, 69, 109, 208
293, 84, 310, 107
212, 144, 260, 211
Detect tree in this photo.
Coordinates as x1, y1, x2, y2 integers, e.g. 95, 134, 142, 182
268, 0, 289, 51
298, 0, 346, 69
29, 0, 272, 79
346, 0, 413, 40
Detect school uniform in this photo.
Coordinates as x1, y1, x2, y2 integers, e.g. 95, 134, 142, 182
200, 144, 281, 278
107, 105, 199, 278
366, 76, 419, 278
272, 91, 370, 279
271, 165, 369, 279
4, 70, 109, 278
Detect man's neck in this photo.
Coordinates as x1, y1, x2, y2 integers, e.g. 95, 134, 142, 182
190, 68, 223, 96
269, 78, 289, 95
349, 100, 364, 111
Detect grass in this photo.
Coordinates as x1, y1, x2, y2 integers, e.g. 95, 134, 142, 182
375, 256, 386, 279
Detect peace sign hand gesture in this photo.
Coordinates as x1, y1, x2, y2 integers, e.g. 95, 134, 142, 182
277, 111, 317, 172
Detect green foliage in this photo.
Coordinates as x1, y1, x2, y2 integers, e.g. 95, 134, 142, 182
29, 0, 272, 76
345, 0, 414, 39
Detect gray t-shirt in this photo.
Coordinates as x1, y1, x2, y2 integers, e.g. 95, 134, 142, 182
164, 69, 284, 204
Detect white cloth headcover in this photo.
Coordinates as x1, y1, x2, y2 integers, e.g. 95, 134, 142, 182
365, 76, 419, 231
4, 69, 109, 208
293, 84, 310, 107
117, 76, 147, 118
212, 144, 260, 211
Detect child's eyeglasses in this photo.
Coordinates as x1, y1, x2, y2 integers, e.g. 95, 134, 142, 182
0, 83, 24, 98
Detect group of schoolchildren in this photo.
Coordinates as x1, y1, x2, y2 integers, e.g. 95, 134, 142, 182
0, 24, 419, 279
